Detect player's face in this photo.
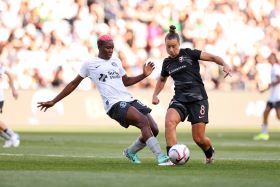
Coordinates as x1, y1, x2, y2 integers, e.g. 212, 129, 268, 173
165, 39, 180, 58
99, 40, 114, 60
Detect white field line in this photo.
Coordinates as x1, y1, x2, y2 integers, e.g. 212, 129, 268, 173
0, 153, 279, 161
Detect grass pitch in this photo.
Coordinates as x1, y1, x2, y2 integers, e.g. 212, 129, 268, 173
0, 131, 279, 187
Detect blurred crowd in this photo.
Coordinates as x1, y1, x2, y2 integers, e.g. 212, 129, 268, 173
0, 0, 279, 91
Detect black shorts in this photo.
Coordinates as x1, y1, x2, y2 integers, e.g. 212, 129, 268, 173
267, 101, 280, 109
0, 101, 4, 113
168, 99, 209, 125
107, 99, 152, 128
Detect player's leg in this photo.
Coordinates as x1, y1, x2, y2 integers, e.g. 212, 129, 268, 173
191, 123, 214, 164
124, 112, 160, 163
146, 113, 159, 137
0, 101, 20, 148
126, 106, 169, 164
276, 108, 280, 120
165, 108, 181, 154
254, 103, 272, 140
0, 121, 20, 148
125, 101, 159, 155
188, 99, 214, 164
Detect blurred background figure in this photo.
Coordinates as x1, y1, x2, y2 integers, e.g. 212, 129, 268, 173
0, 62, 20, 148
254, 52, 280, 141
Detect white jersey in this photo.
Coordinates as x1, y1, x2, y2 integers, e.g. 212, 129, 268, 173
0, 65, 4, 101
268, 63, 280, 102
79, 56, 134, 112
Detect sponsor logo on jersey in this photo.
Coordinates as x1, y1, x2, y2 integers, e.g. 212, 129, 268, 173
108, 70, 120, 79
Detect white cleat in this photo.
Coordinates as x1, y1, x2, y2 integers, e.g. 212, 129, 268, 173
158, 160, 175, 166
3, 134, 20, 148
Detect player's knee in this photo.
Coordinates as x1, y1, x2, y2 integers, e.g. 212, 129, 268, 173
165, 119, 177, 129
137, 115, 149, 128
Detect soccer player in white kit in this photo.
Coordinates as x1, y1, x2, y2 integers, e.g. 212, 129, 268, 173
0, 64, 20, 148
37, 35, 170, 165
254, 52, 280, 141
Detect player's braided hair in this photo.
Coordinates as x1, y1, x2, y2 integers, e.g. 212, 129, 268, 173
165, 25, 180, 43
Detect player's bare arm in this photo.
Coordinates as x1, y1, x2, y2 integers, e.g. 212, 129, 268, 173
37, 75, 84, 112
4, 70, 18, 99
152, 76, 167, 105
260, 75, 280, 93
122, 61, 155, 86
200, 52, 232, 78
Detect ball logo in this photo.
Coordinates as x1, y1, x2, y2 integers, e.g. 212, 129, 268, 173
120, 101, 127, 108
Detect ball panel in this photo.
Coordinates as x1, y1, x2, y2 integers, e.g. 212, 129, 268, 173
168, 144, 190, 165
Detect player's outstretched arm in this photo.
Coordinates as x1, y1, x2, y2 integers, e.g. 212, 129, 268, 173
152, 76, 167, 105
122, 61, 155, 86
200, 52, 232, 78
37, 75, 84, 112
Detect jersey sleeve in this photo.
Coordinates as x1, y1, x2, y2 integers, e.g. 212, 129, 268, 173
275, 64, 280, 76
184, 48, 201, 61
117, 58, 126, 76
160, 59, 169, 77
79, 61, 89, 78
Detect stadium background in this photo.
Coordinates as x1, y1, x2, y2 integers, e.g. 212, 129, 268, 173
0, 0, 279, 131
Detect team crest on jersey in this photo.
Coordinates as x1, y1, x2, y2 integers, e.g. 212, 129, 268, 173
179, 56, 184, 63
111, 62, 118, 67
120, 101, 127, 108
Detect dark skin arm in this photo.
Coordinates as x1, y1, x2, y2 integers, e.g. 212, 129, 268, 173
122, 62, 155, 86
37, 75, 84, 112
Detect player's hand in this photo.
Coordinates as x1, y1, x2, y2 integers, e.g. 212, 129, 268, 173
223, 63, 232, 78
37, 101, 56, 112
152, 95, 160, 105
143, 61, 155, 77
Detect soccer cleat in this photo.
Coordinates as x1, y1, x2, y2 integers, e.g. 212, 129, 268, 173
158, 160, 175, 166
3, 134, 20, 148
253, 133, 269, 141
123, 149, 141, 164
157, 154, 170, 165
205, 157, 214, 164
205, 148, 215, 164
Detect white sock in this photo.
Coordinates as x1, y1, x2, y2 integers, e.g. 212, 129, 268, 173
0, 131, 11, 140
261, 124, 268, 134
4, 128, 16, 137
145, 136, 162, 159
127, 138, 146, 154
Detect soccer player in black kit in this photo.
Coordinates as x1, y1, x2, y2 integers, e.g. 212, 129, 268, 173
152, 25, 231, 164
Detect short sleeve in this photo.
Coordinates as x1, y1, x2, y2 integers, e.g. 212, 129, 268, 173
275, 64, 280, 76
183, 48, 201, 61
117, 58, 126, 76
79, 61, 89, 78
160, 60, 169, 77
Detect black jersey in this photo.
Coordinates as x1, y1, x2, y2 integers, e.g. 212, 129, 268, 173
161, 48, 208, 103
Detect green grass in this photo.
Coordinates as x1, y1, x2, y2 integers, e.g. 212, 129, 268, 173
0, 131, 280, 187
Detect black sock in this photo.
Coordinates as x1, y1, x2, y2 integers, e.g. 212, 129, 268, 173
204, 146, 214, 158
166, 146, 171, 155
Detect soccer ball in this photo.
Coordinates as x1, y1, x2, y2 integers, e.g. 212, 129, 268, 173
168, 144, 190, 165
